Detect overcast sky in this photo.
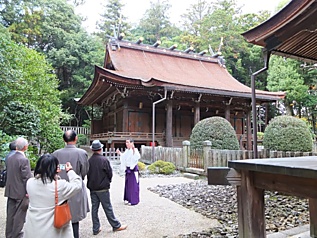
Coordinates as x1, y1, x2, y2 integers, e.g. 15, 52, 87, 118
75, 0, 286, 33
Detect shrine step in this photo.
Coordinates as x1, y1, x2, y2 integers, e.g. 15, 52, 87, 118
183, 173, 200, 180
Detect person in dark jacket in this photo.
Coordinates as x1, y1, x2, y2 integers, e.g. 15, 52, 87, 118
87, 140, 127, 235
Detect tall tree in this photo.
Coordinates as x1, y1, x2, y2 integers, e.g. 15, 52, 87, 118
0, 0, 105, 126
96, 0, 130, 42
267, 56, 309, 116
179, 0, 272, 88
181, 0, 212, 35
179, 0, 212, 49
135, 0, 174, 44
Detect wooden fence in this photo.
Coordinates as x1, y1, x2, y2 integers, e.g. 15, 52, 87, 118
81, 140, 317, 176
141, 146, 183, 166
103, 148, 120, 161
140, 140, 317, 175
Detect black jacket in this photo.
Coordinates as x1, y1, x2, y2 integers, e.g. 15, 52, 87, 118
87, 153, 112, 191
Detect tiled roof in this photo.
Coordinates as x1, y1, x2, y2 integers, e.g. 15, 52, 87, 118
105, 40, 284, 99
78, 39, 285, 105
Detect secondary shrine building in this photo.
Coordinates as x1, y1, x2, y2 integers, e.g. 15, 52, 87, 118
78, 38, 284, 149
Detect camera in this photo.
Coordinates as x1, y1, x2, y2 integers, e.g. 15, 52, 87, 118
59, 164, 66, 170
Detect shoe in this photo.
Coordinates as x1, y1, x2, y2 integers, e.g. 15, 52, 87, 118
124, 200, 129, 205
113, 225, 127, 232
93, 228, 101, 235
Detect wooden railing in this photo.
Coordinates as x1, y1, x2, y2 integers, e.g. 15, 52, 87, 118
91, 132, 164, 140
60, 126, 90, 135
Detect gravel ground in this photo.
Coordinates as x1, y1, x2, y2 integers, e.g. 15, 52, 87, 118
148, 179, 309, 237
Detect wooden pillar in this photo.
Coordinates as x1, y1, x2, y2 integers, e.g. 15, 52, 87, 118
238, 171, 265, 237
113, 103, 117, 132
194, 103, 200, 125
246, 109, 252, 150
122, 101, 128, 132
166, 100, 173, 147
225, 105, 230, 122
91, 104, 94, 134
265, 103, 269, 130
309, 198, 317, 237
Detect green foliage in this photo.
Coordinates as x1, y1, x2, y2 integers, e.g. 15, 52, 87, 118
39, 124, 64, 153
135, 0, 174, 44
137, 161, 146, 171
0, 130, 16, 159
257, 132, 264, 140
77, 134, 88, 146
0, 130, 38, 169
1, 0, 104, 126
179, 0, 271, 88
263, 115, 313, 152
0, 27, 64, 152
267, 56, 308, 115
148, 160, 176, 175
26, 145, 39, 169
1, 102, 40, 137
190, 116, 239, 150
95, 0, 130, 43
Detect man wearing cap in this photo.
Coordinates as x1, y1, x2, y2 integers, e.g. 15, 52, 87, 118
87, 140, 127, 235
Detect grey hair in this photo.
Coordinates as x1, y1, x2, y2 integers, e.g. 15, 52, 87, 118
15, 137, 28, 151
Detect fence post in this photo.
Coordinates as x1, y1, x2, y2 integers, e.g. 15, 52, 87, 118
182, 140, 190, 169
203, 140, 212, 172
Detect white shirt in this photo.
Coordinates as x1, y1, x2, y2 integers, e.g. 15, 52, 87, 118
119, 148, 140, 171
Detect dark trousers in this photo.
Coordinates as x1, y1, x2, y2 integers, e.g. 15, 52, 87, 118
6, 196, 28, 238
72, 222, 79, 238
90, 190, 121, 233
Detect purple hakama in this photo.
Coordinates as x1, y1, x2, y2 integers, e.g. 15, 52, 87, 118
124, 166, 140, 205
119, 147, 141, 206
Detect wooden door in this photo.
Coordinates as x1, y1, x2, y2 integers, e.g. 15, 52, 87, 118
128, 111, 150, 132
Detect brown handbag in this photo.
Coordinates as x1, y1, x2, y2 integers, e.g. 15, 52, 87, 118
54, 179, 72, 229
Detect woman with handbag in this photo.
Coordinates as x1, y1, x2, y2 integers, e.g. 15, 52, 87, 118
23, 154, 82, 238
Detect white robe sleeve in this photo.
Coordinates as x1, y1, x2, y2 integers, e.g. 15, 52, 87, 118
128, 148, 140, 170
119, 148, 140, 170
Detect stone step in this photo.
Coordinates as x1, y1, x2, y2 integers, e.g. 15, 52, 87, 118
183, 172, 200, 180
185, 167, 205, 175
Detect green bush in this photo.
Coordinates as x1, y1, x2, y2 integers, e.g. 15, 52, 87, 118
77, 134, 88, 146
257, 132, 264, 140
263, 115, 312, 152
26, 145, 39, 170
190, 116, 239, 150
138, 161, 146, 171
148, 160, 176, 175
0, 130, 39, 169
0, 130, 15, 159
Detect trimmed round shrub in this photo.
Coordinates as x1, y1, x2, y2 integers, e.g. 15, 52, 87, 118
190, 116, 239, 150
263, 115, 312, 152
148, 160, 176, 175
138, 161, 146, 171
